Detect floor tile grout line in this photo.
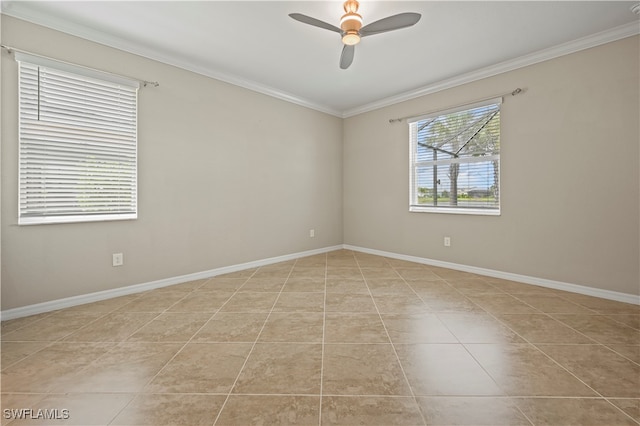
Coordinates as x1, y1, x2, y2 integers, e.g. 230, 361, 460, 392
440, 275, 507, 296
1, 313, 55, 335
596, 313, 640, 331
211, 261, 297, 426
0, 341, 58, 372
600, 345, 640, 367
318, 252, 329, 426
601, 398, 640, 425
14, 391, 640, 398
1, 391, 632, 399
513, 405, 537, 426
512, 291, 602, 315
547, 312, 640, 342
551, 292, 627, 315
354, 255, 428, 426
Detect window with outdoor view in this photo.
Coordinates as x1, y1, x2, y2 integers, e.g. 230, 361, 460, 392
409, 98, 501, 215
17, 52, 139, 225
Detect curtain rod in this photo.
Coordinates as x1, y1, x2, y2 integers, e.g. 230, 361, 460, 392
1, 44, 159, 87
388, 88, 523, 123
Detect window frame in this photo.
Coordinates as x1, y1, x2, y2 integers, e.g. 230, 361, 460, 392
16, 52, 139, 225
408, 98, 502, 216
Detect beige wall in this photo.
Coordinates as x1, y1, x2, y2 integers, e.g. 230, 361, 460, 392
344, 36, 640, 296
1, 16, 344, 310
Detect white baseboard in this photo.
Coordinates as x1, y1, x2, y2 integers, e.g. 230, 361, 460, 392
344, 245, 640, 306
0, 245, 343, 321
3, 243, 637, 321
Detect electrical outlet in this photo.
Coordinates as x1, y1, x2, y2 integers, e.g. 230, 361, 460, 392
310, 229, 315, 238
112, 253, 124, 267
444, 237, 451, 247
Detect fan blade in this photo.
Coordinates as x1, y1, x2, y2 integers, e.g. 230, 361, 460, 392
360, 12, 421, 37
289, 13, 341, 33
340, 45, 355, 70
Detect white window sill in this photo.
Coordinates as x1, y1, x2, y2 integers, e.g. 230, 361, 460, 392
409, 206, 501, 216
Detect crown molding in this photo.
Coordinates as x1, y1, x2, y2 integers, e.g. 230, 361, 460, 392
155, 57, 344, 117
341, 21, 640, 118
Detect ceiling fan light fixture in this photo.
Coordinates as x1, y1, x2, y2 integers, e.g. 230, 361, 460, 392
342, 31, 361, 45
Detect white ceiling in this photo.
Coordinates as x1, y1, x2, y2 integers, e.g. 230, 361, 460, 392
2, 1, 639, 117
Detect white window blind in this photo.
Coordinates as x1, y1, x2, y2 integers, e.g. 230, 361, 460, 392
17, 52, 139, 225
409, 98, 501, 215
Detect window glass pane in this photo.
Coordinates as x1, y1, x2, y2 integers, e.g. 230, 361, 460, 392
415, 104, 499, 160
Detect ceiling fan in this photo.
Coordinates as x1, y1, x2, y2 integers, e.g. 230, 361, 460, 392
289, 0, 421, 70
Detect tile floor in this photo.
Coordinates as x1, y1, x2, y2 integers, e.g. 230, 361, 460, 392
1, 249, 639, 425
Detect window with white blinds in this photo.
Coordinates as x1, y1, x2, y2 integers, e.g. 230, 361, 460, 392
17, 52, 139, 225
409, 98, 501, 215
